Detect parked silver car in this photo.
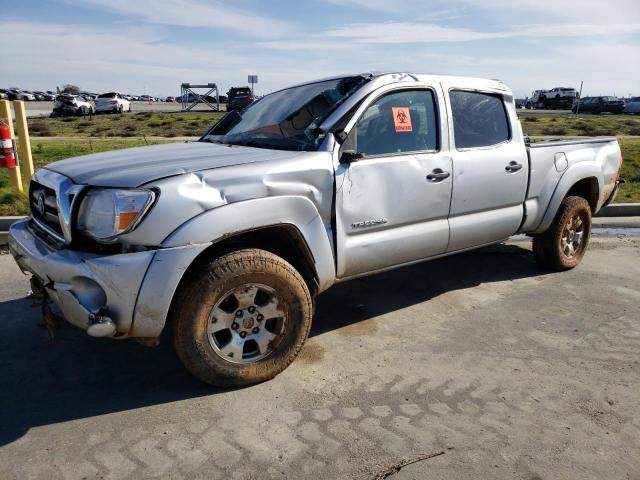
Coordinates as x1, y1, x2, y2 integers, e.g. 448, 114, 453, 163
9, 72, 622, 387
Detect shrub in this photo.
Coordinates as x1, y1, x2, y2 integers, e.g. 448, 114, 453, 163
541, 126, 568, 136
30, 123, 53, 136
524, 116, 538, 122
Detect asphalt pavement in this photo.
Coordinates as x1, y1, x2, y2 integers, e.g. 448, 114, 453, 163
1, 235, 639, 479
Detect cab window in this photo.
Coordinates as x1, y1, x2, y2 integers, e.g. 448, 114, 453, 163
354, 89, 438, 157
450, 90, 510, 149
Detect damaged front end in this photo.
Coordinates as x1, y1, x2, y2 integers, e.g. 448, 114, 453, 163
9, 218, 155, 338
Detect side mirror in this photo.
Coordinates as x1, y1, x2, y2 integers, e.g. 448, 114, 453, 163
339, 150, 363, 164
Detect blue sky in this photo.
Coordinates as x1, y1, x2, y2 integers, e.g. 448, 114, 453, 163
1, 0, 639, 98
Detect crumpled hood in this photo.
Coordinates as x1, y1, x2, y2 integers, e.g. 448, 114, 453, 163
45, 142, 305, 187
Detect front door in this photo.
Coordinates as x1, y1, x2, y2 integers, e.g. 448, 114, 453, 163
334, 87, 452, 278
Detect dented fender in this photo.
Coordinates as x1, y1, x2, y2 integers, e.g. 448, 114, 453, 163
131, 196, 336, 337
163, 195, 336, 289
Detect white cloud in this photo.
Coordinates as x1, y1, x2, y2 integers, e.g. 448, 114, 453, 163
324, 0, 640, 24
0, 21, 332, 95
325, 21, 640, 44
71, 0, 294, 38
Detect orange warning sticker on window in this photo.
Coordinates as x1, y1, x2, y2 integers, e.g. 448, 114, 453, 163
392, 107, 412, 132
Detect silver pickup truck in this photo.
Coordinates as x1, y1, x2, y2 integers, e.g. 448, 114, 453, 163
9, 72, 622, 386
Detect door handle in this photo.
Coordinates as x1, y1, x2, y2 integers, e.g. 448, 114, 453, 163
426, 169, 450, 181
505, 161, 523, 172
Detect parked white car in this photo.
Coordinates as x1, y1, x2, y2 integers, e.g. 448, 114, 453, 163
547, 87, 579, 100
95, 92, 131, 114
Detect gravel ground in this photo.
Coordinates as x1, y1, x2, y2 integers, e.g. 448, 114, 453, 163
0, 236, 639, 479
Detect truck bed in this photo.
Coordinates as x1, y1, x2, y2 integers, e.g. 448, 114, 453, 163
521, 137, 621, 233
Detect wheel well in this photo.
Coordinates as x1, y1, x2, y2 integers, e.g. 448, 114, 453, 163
566, 177, 598, 212
178, 225, 319, 297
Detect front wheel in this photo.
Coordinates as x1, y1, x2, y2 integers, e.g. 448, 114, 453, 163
171, 249, 313, 387
533, 196, 592, 271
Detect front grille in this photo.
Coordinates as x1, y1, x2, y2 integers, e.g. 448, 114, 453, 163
30, 180, 63, 237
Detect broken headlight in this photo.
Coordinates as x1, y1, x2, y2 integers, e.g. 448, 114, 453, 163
76, 189, 155, 241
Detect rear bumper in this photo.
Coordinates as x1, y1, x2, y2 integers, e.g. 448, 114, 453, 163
9, 219, 154, 335
602, 180, 621, 209
95, 106, 119, 112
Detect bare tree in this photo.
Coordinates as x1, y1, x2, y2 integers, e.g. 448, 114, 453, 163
61, 84, 81, 94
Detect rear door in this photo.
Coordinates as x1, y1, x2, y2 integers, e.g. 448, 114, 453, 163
445, 89, 529, 251
334, 85, 453, 278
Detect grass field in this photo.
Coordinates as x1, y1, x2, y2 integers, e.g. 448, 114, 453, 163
26, 111, 223, 138
519, 112, 640, 137
1, 112, 639, 216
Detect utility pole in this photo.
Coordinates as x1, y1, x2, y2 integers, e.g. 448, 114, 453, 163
576, 80, 583, 115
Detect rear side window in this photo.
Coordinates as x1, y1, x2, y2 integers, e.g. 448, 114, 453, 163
450, 90, 510, 149
354, 89, 438, 157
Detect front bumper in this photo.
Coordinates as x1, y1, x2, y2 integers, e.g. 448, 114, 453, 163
9, 219, 155, 336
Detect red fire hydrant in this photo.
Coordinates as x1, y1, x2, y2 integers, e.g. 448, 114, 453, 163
0, 121, 16, 168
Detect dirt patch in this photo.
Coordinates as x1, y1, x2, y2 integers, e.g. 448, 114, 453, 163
338, 318, 379, 337
298, 341, 325, 365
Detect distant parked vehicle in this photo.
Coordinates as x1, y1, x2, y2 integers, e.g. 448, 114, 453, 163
548, 87, 579, 101
51, 94, 94, 117
21, 90, 43, 101
34, 91, 55, 101
623, 97, 640, 115
95, 92, 131, 114
8, 89, 35, 101
226, 87, 254, 111
572, 96, 626, 114
23, 90, 45, 100
0, 90, 7, 100
515, 98, 527, 108
525, 88, 577, 110
165, 96, 176, 103
139, 95, 155, 102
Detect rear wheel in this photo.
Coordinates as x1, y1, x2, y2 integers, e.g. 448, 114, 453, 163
533, 196, 592, 271
171, 249, 313, 387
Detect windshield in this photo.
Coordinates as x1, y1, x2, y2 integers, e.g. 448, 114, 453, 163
98, 92, 117, 98
203, 76, 369, 151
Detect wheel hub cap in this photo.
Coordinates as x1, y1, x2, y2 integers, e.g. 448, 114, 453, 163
207, 283, 286, 364
561, 214, 585, 258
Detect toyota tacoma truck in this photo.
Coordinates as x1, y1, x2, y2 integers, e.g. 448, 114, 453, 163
9, 72, 622, 386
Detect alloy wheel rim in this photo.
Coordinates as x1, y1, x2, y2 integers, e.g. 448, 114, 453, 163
561, 214, 585, 258
207, 283, 286, 364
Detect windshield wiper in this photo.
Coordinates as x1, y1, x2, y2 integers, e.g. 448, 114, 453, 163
201, 137, 223, 144
227, 139, 304, 151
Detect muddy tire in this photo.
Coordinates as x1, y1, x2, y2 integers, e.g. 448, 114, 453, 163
533, 196, 592, 271
171, 249, 313, 387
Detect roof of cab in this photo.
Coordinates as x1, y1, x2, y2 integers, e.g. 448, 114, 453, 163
284, 71, 511, 96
